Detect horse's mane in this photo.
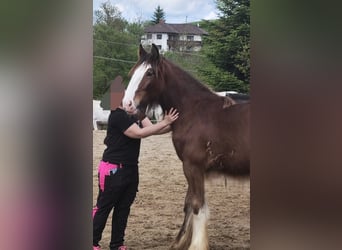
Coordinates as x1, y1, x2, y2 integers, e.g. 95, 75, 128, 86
159, 57, 237, 107
158, 57, 215, 95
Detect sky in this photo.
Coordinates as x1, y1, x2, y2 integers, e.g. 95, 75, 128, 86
93, 0, 219, 23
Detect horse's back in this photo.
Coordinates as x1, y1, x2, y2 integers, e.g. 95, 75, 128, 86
204, 101, 250, 134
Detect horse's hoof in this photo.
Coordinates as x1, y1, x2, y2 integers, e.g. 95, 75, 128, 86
188, 246, 209, 250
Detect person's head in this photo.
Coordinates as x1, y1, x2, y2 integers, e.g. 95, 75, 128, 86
110, 76, 125, 110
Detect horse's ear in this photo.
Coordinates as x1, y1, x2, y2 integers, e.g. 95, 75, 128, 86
151, 43, 160, 61
139, 44, 147, 59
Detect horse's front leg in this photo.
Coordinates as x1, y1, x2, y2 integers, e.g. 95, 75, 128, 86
186, 163, 209, 250
171, 161, 209, 250
170, 186, 193, 250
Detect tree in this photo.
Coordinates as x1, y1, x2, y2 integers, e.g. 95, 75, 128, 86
151, 5, 166, 24
199, 0, 250, 93
93, 1, 144, 99
94, 1, 126, 30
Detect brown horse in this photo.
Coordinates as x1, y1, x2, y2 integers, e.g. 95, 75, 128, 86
123, 44, 250, 250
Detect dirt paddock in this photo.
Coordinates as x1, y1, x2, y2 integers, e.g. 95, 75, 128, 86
93, 131, 250, 250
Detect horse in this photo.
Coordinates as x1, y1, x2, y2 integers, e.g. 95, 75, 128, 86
122, 44, 250, 250
93, 100, 110, 130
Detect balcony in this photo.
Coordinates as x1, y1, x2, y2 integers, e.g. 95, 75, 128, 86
167, 40, 203, 51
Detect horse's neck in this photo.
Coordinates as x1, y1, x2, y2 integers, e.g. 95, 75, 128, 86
160, 75, 215, 118
158, 61, 217, 119
160, 79, 192, 113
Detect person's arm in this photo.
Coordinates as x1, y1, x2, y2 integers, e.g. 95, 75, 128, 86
124, 108, 178, 139
140, 117, 172, 135
155, 125, 172, 134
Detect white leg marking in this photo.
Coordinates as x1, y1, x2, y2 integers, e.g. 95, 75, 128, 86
189, 203, 210, 250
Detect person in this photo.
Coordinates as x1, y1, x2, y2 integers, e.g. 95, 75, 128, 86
93, 99, 179, 250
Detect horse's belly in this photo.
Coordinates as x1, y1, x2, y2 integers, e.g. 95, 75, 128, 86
205, 143, 250, 176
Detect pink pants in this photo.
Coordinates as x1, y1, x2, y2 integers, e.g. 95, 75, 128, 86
93, 161, 122, 218
98, 160, 122, 192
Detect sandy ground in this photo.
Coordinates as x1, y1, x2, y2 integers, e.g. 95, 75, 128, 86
93, 131, 250, 250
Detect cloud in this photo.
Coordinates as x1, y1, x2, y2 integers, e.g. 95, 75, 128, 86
204, 10, 218, 20
93, 0, 218, 23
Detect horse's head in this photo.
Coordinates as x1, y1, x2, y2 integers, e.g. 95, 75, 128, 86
122, 44, 164, 113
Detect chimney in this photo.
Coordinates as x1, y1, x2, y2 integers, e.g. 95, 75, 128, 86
159, 19, 165, 24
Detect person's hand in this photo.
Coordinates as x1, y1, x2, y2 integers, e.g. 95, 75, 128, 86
163, 108, 179, 125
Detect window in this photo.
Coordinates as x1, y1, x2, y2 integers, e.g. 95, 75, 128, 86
187, 35, 194, 41
169, 35, 175, 41
157, 34, 162, 39
147, 34, 152, 39
186, 46, 193, 52
157, 45, 162, 50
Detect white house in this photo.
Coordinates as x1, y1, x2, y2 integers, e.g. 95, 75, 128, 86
141, 20, 208, 53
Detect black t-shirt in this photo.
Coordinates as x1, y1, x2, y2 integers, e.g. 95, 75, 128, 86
102, 108, 141, 165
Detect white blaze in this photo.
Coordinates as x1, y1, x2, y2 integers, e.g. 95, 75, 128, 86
122, 63, 151, 109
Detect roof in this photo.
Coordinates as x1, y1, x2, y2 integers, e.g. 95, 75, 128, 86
145, 23, 208, 35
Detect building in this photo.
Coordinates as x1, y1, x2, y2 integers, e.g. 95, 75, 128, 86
141, 20, 208, 53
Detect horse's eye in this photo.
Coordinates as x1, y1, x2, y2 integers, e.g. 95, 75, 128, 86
146, 69, 154, 76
